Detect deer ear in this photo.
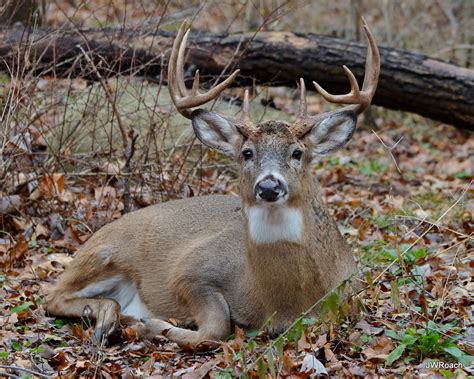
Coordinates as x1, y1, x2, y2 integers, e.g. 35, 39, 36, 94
191, 109, 243, 157
306, 110, 357, 155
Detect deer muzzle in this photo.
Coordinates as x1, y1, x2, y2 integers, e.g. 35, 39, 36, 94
254, 175, 288, 203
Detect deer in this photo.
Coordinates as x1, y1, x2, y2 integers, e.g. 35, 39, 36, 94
45, 21, 380, 348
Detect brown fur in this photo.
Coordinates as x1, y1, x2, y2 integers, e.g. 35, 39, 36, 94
45, 122, 358, 347
48, 21, 380, 347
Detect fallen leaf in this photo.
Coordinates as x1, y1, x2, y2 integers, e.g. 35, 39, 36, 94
362, 336, 395, 363
300, 353, 328, 375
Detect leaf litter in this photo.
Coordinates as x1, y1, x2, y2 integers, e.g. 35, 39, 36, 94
1, 95, 472, 377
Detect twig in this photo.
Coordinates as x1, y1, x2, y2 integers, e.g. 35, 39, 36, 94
77, 45, 128, 150
396, 214, 474, 241
372, 130, 403, 176
77, 44, 136, 213
0, 365, 55, 378
433, 243, 463, 321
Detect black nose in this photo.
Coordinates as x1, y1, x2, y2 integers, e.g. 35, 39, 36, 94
255, 176, 286, 202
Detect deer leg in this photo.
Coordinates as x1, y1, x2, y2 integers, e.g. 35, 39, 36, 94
46, 292, 120, 344
137, 292, 231, 348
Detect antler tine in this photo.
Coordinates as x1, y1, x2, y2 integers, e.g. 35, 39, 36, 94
290, 21, 380, 138
290, 78, 311, 137
191, 70, 200, 96
176, 28, 190, 97
361, 23, 380, 94
168, 21, 241, 119
312, 21, 380, 116
240, 89, 250, 122
298, 78, 307, 119
168, 22, 191, 117
312, 65, 361, 104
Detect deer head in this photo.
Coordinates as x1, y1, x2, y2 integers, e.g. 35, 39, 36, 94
168, 22, 380, 211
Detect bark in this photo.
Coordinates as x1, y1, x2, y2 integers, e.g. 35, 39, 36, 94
0, 24, 472, 129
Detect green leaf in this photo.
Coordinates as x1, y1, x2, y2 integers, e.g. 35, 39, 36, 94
257, 358, 266, 379
247, 340, 256, 351
439, 369, 453, 379
294, 320, 303, 346
418, 331, 442, 356
411, 247, 428, 261
54, 319, 68, 328
385, 330, 400, 340
34, 296, 44, 305
404, 356, 414, 364
454, 170, 470, 179
400, 334, 417, 346
214, 372, 233, 379
0, 351, 8, 359
11, 341, 22, 351
276, 337, 284, 360
11, 301, 33, 314
444, 335, 463, 345
321, 292, 340, 321
28, 240, 39, 249
301, 317, 318, 326
267, 350, 276, 378
386, 344, 406, 366
443, 346, 474, 367
246, 329, 259, 338
30, 346, 46, 354
443, 345, 463, 358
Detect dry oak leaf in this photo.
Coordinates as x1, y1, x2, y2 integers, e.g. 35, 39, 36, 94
3, 235, 28, 267
361, 336, 395, 363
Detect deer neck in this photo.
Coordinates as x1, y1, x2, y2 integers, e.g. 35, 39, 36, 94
241, 177, 327, 269
240, 183, 344, 318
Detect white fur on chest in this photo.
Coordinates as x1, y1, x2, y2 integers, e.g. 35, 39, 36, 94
246, 206, 303, 244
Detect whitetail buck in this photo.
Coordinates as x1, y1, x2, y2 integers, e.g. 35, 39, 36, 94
46, 21, 380, 347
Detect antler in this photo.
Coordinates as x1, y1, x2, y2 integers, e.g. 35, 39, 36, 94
292, 20, 380, 137
168, 22, 241, 119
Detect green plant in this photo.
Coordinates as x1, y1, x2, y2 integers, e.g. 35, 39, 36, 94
362, 242, 428, 271
11, 301, 33, 314
385, 321, 473, 367
214, 367, 234, 378
359, 159, 389, 176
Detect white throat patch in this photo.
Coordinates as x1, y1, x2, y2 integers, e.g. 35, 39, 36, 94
246, 206, 303, 244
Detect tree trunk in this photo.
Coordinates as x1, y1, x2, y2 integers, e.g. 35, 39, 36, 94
0, 24, 472, 129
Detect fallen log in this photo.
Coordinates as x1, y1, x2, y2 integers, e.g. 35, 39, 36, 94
0, 24, 473, 129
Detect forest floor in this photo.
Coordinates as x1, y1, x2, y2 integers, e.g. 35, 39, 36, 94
1, 91, 473, 377
1, 1, 473, 378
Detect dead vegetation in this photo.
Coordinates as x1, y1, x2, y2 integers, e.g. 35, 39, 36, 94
0, 0, 473, 377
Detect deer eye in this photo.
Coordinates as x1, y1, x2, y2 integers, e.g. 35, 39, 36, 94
242, 149, 254, 161
292, 149, 303, 161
